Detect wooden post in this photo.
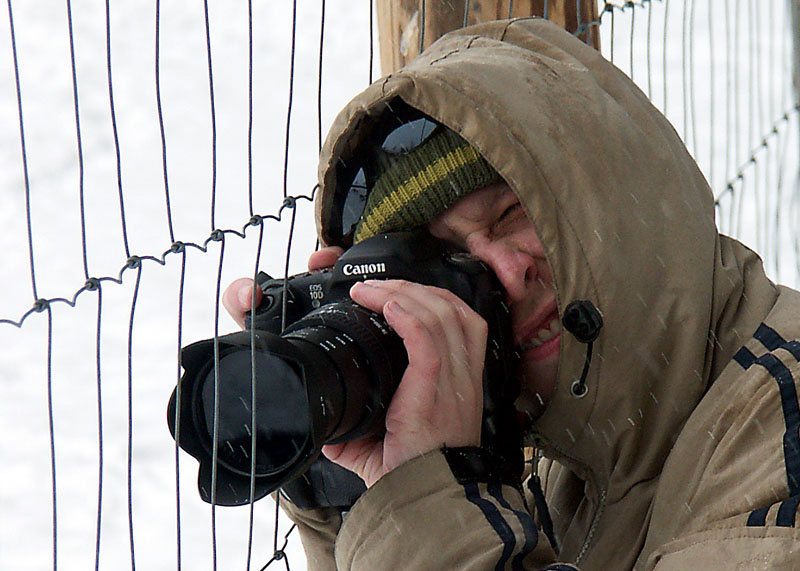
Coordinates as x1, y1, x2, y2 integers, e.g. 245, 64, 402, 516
376, 0, 600, 75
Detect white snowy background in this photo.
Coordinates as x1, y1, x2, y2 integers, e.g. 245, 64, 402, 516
0, 1, 797, 570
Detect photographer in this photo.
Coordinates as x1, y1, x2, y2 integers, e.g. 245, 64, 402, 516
223, 18, 800, 570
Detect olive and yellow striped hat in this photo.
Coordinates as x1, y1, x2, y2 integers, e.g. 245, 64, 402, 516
352, 126, 500, 243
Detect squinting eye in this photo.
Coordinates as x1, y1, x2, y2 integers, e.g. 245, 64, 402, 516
499, 202, 522, 221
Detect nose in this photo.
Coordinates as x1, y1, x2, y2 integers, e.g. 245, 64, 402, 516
466, 236, 536, 303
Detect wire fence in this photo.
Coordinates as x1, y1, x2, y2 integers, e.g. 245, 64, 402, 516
0, 1, 797, 570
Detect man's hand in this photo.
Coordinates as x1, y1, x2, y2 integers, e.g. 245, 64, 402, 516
325, 279, 487, 487
222, 244, 488, 489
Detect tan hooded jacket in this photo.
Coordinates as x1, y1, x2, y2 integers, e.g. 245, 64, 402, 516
281, 17, 800, 569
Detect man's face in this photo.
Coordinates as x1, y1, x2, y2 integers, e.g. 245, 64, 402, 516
427, 182, 559, 417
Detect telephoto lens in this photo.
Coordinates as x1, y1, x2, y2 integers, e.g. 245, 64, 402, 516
168, 296, 407, 506
167, 230, 518, 506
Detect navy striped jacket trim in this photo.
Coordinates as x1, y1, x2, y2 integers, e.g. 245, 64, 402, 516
734, 323, 787, 368
464, 482, 516, 570
776, 495, 800, 527
737, 324, 800, 526
487, 482, 539, 570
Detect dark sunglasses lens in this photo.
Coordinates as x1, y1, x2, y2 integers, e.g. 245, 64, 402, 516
335, 109, 442, 241
381, 117, 439, 154
341, 168, 368, 236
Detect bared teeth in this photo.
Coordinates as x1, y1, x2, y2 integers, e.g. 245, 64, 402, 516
521, 317, 561, 350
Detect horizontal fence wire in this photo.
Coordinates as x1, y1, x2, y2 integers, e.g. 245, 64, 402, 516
0, 195, 314, 329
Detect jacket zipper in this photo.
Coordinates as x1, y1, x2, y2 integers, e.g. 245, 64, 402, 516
531, 432, 606, 565
574, 486, 606, 564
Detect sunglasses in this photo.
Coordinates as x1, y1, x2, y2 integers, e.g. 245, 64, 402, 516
330, 101, 442, 244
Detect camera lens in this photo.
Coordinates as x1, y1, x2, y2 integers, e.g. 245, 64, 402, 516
169, 300, 408, 505
281, 300, 408, 443
198, 350, 310, 476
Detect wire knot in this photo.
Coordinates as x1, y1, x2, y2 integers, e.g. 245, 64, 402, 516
126, 256, 141, 268
282, 196, 296, 209
84, 278, 100, 291
170, 241, 185, 253
249, 214, 263, 226
33, 299, 49, 313
210, 230, 224, 242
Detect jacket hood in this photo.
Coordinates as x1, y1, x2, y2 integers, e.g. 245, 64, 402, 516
315, 17, 778, 555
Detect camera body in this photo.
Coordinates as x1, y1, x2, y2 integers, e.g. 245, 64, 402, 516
168, 230, 521, 506
250, 230, 498, 334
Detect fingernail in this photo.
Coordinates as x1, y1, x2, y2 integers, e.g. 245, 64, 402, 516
351, 280, 376, 292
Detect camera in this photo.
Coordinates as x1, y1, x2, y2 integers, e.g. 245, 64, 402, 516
167, 230, 520, 506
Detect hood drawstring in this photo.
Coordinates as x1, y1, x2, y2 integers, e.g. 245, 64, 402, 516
562, 300, 603, 398
528, 448, 560, 554
527, 301, 603, 555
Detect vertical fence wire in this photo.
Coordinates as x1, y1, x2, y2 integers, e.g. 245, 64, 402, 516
645, 0, 652, 99
155, 0, 175, 244
681, 0, 694, 153
369, 0, 375, 84
246, 224, 266, 571
7, 0, 38, 303
248, 0, 255, 217
126, 262, 143, 571
734, 0, 744, 237
274, 201, 299, 568
629, 3, 635, 83
724, 0, 731, 198
105, 0, 131, 259
93, 287, 105, 571
688, 0, 697, 158
66, 0, 89, 279
707, 0, 714, 190
46, 307, 57, 571
209, 236, 226, 571
282, 0, 298, 199
203, 0, 218, 230
318, 0, 326, 152
173, 250, 187, 571
662, 0, 669, 114
206, 0, 224, 552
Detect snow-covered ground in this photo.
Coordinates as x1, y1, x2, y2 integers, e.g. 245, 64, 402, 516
0, 1, 797, 570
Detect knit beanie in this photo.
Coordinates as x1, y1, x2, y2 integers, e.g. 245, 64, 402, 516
352, 126, 500, 243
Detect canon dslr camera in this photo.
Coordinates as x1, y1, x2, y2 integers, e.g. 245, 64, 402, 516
167, 230, 520, 506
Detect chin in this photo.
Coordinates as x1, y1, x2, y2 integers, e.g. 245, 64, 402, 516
515, 358, 558, 416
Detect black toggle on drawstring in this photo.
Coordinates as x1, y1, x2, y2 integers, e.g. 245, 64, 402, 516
561, 300, 603, 398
